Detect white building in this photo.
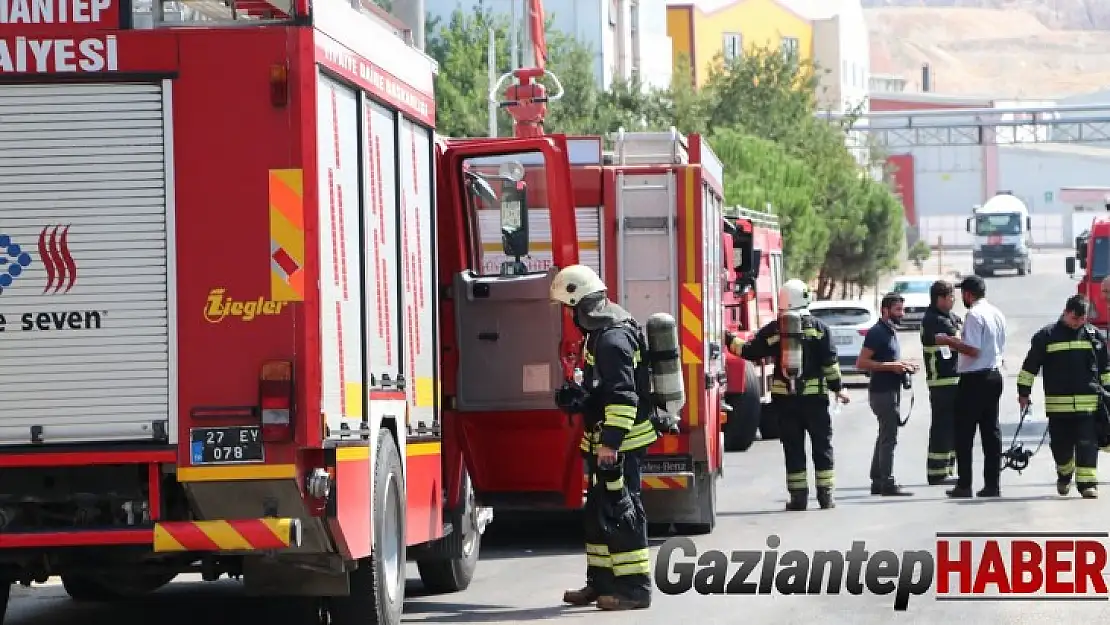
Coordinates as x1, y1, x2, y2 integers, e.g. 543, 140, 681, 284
426, 0, 673, 91
779, 0, 869, 115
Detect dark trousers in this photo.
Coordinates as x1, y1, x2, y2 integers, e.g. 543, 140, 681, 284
775, 395, 835, 494
583, 449, 650, 600
926, 385, 959, 480
954, 369, 1004, 490
1048, 412, 1099, 488
869, 389, 902, 486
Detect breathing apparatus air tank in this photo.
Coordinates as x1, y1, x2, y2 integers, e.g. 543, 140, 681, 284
645, 312, 686, 413
778, 309, 805, 394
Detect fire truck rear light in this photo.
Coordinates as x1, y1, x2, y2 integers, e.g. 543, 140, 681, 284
270, 63, 289, 108
260, 361, 294, 442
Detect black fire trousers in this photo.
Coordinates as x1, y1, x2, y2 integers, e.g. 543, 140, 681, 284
1048, 412, 1099, 488
926, 385, 958, 481
954, 369, 1004, 491
775, 395, 835, 494
583, 449, 651, 600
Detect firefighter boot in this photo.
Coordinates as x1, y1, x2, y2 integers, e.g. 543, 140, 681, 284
563, 587, 599, 606
1057, 474, 1072, 496
785, 490, 808, 511
597, 595, 651, 611
1081, 486, 1099, 499
817, 487, 835, 509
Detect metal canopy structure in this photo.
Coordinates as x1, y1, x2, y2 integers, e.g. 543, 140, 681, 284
820, 103, 1110, 148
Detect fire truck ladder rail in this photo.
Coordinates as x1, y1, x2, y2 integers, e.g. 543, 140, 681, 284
610, 127, 689, 166
731, 206, 781, 231
615, 171, 679, 318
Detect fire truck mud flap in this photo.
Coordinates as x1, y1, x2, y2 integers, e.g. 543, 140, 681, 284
639, 456, 717, 535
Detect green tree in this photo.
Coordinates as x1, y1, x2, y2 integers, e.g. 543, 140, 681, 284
908, 240, 931, 271
710, 129, 828, 280
426, 7, 661, 137
643, 54, 710, 136
699, 45, 904, 297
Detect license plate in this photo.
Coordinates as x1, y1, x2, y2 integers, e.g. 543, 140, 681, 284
190, 426, 264, 465
642, 455, 693, 475
833, 334, 853, 346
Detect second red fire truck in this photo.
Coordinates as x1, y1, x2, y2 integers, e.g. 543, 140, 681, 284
1069, 210, 1110, 328
721, 207, 784, 452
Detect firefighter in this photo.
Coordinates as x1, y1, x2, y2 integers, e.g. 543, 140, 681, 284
921, 280, 961, 485
724, 279, 850, 511
1017, 294, 1110, 499
550, 264, 656, 611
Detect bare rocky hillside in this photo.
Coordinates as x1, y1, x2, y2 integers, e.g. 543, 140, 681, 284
864, 0, 1110, 97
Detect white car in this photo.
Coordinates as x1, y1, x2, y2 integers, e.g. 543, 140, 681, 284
808, 300, 880, 377
888, 275, 946, 329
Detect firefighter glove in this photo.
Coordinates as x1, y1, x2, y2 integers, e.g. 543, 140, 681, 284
555, 381, 589, 415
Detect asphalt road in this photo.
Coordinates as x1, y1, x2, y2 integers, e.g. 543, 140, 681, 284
7, 248, 1101, 624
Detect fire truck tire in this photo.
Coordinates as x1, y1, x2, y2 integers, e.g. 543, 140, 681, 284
723, 384, 759, 452
0, 582, 9, 619
61, 572, 177, 601
329, 429, 405, 625
723, 365, 761, 452
415, 472, 481, 594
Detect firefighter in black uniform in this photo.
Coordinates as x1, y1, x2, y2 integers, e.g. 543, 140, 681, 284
921, 280, 961, 485
1017, 294, 1110, 499
724, 279, 849, 511
550, 264, 657, 611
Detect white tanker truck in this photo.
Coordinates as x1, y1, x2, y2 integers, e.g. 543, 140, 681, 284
966, 191, 1033, 276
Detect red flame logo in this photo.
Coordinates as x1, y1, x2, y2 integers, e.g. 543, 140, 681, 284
37, 225, 77, 294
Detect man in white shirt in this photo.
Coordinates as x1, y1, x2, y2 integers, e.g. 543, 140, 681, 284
934, 275, 1007, 498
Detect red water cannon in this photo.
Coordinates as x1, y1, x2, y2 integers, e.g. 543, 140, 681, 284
490, 67, 565, 138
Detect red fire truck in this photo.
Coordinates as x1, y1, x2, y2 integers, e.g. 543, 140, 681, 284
1068, 213, 1110, 328
721, 207, 784, 452
0, 0, 589, 623
476, 129, 727, 534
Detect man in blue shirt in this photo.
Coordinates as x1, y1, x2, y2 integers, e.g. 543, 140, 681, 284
857, 293, 919, 496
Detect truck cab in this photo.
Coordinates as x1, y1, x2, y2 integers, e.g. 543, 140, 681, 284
966, 191, 1033, 276
1066, 214, 1110, 329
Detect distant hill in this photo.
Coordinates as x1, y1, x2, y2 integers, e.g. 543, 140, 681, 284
861, 0, 1110, 30
864, 1, 1110, 97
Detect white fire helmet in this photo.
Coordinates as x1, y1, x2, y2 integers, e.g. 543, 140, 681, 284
550, 264, 607, 307
778, 279, 811, 312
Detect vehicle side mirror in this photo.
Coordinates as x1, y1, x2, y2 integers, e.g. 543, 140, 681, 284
1026, 217, 1032, 230
1066, 256, 1076, 276
500, 180, 529, 259
965, 218, 972, 233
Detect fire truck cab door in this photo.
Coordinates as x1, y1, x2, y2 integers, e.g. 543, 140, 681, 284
441, 137, 583, 504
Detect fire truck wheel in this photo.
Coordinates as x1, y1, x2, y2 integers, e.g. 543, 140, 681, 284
61, 572, 177, 601
416, 471, 481, 594
724, 363, 763, 452
0, 582, 9, 617
330, 429, 405, 625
